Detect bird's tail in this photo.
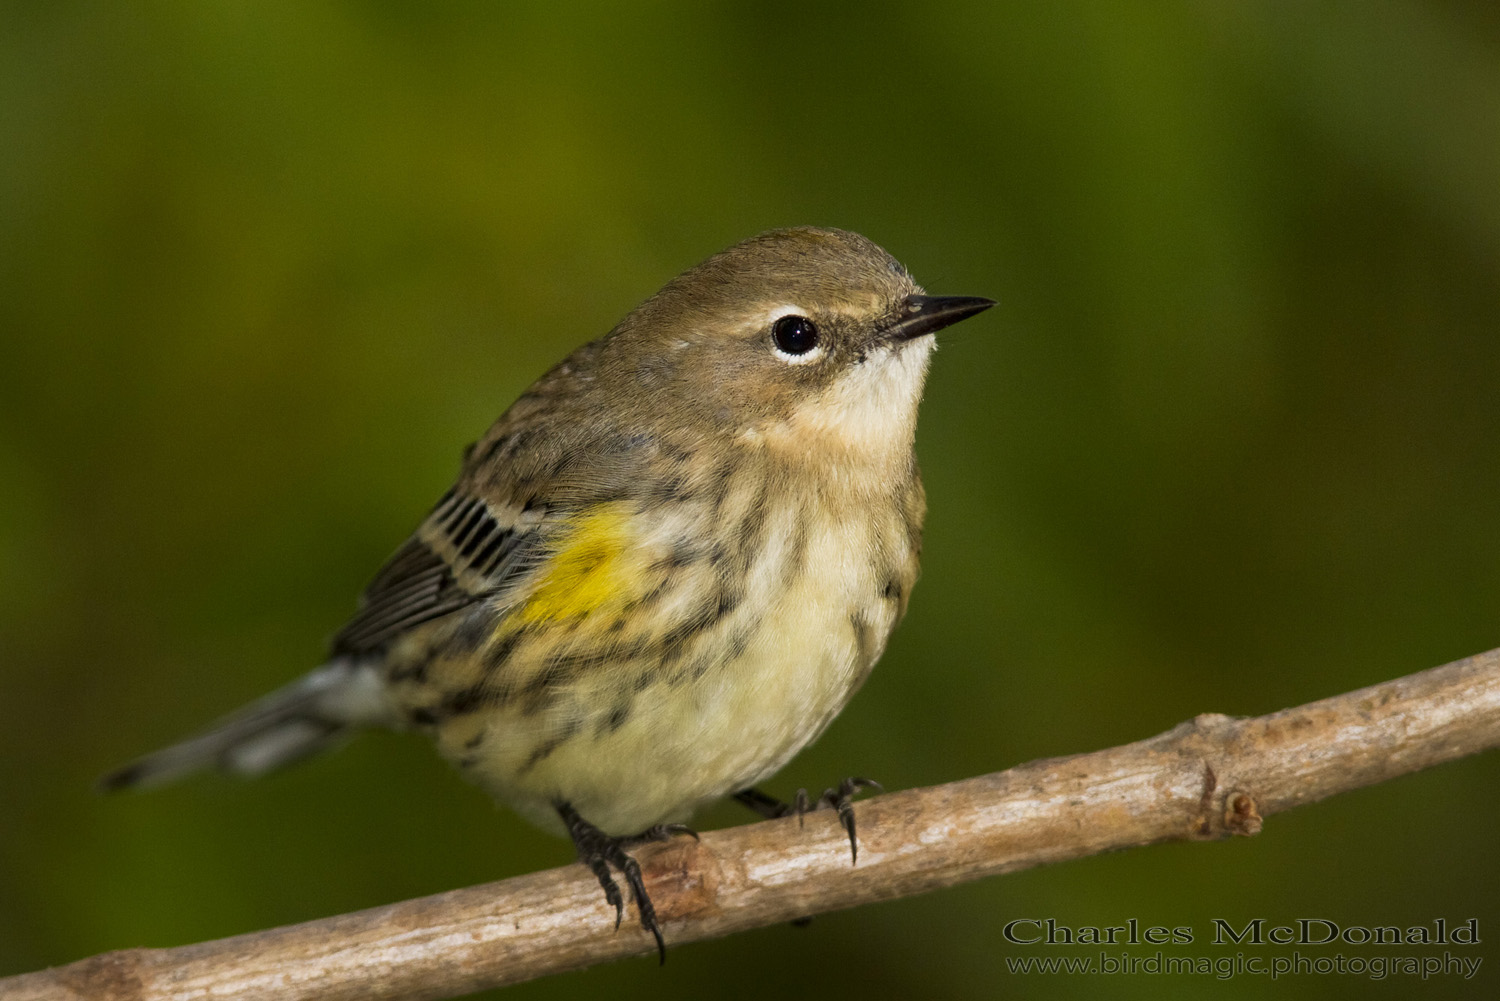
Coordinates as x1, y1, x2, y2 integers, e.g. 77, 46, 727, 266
99, 661, 394, 792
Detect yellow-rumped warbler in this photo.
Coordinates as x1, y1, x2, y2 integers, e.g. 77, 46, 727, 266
103, 227, 993, 958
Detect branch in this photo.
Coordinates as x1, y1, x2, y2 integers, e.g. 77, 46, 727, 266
8, 647, 1500, 1001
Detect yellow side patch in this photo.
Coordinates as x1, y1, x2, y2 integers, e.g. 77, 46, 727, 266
517, 505, 635, 624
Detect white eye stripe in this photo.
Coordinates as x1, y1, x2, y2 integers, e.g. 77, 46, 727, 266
773, 342, 825, 364
763, 304, 809, 324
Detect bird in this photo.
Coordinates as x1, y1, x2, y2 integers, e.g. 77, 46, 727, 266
101, 226, 994, 960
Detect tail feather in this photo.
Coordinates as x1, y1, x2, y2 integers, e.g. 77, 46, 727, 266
100, 661, 392, 792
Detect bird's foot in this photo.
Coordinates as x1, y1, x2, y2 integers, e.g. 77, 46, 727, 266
556, 802, 698, 964
733, 776, 881, 863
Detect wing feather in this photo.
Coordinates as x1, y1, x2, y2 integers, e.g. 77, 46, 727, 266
331, 490, 545, 656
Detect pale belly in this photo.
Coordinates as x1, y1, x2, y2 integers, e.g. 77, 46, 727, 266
434, 514, 908, 836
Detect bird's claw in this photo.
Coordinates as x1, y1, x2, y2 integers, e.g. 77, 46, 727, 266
735, 776, 881, 863
557, 803, 697, 964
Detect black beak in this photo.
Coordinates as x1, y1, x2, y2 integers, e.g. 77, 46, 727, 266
885, 295, 996, 342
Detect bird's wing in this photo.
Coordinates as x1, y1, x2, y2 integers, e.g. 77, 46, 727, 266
332, 363, 654, 659
331, 487, 549, 656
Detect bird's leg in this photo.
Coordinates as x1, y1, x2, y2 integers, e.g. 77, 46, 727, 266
732, 787, 797, 819
555, 802, 697, 964
733, 776, 881, 863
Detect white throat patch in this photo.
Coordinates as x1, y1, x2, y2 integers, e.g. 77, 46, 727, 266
781, 337, 935, 465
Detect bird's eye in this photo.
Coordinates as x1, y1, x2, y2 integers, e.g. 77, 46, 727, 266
772, 315, 820, 357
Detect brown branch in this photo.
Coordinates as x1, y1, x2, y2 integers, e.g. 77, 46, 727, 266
7, 647, 1500, 1001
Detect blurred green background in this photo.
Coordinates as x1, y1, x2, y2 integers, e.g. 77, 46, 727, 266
3, 2, 1500, 998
